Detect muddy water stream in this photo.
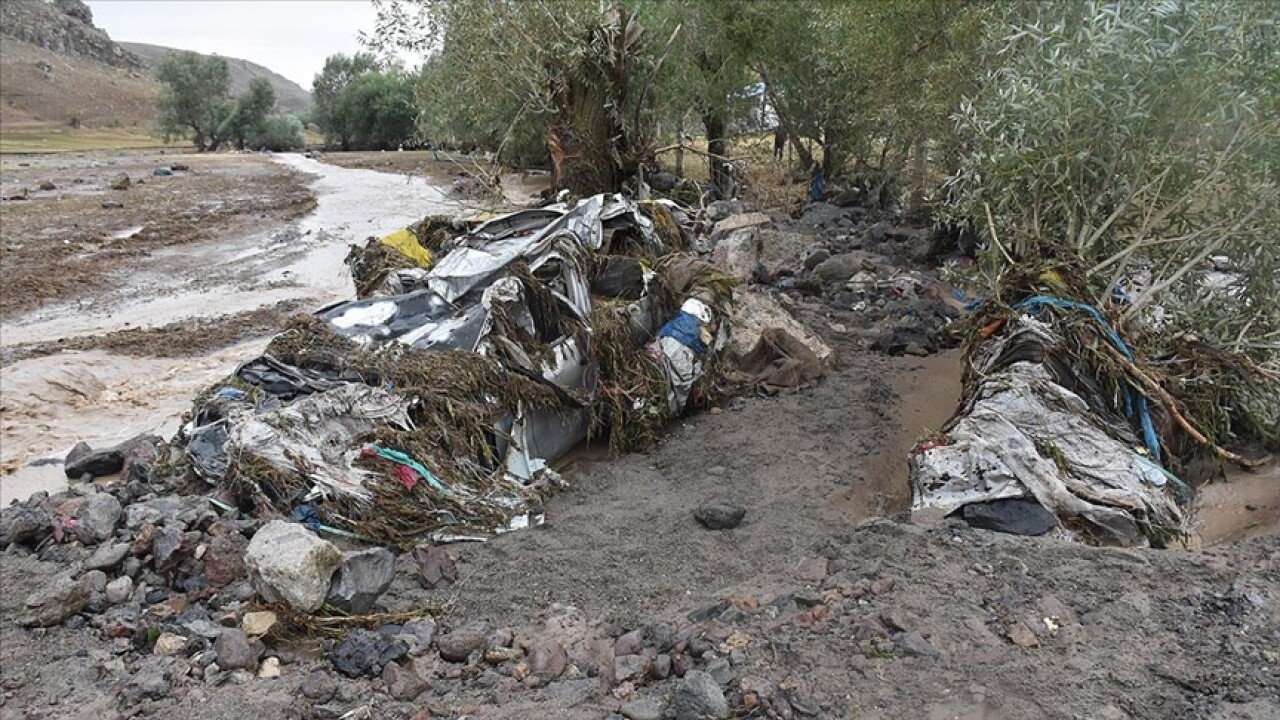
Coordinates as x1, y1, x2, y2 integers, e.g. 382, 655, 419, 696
0, 155, 458, 504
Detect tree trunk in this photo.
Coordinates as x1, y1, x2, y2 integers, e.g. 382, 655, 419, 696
821, 126, 842, 181
910, 136, 928, 211
702, 111, 731, 197
675, 115, 684, 176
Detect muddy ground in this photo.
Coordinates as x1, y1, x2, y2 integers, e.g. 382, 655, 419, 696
0, 149, 1278, 720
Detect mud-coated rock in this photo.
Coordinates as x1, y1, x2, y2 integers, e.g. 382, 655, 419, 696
20, 572, 89, 627
437, 621, 490, 662
896, 631, 939, 658
326, 547, 396, 614
214, 629, 263, 671
528, 636, 567, 679
962, 498, 1057, 536
413, 545, 457, 589
331, 628, 407, 678
299, 670, 338, 701
244, 520, 341, 612
0, 505, 51, 545
203, 527, 248, 586
382, 660, 430, 700
74, 492, 122, 544
614, 654, 649, 682
670, 670, 730, 720
694, 499, 746, 530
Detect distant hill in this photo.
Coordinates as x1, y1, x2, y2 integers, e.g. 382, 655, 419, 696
121, 42, 311, 114
0, 0, 310, 133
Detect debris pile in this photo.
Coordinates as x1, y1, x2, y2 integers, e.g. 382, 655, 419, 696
174, 194, 741, 546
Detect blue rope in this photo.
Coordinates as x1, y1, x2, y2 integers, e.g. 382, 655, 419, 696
1012, 295, 1162, 461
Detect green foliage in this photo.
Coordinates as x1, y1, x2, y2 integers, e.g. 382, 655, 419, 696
219, 77, 275, 150
154, 51, 231, 151
247, 114, 306, 151
312, 53, 417, 150
942, 0, 1280, 360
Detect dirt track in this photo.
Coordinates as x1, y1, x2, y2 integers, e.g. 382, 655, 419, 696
0, 151, 1277, 720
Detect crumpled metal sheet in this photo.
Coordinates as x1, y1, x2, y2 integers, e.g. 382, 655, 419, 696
909, 318, 1185, 546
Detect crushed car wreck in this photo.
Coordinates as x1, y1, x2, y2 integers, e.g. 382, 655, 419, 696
176, 195, 740, 546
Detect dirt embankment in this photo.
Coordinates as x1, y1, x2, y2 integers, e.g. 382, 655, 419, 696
0, 151, 315, 320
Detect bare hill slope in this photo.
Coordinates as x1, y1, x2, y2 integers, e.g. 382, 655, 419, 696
120, 42, 311, 113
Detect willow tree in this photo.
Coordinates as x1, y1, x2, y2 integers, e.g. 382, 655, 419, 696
369, 0, 652, 194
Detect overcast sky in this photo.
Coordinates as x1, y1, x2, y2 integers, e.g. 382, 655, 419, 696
87, 1, 393, 89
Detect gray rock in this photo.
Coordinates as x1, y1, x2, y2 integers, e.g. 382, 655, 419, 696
74, 492, 122, 544
705, 200, 743, 223
299, 670, 338, 702
399, 617, 437, 657
213, 629, 263, 671
670, 670, 730, 720
20, 572, 89, 627
85, 542, 130, 571
615, 628, 645, 656
651, 653, 672, 679
622, 697, 664, 720
800, 202, 849, 227
614, 654, 649, 682
896, 631, 940, 658
804, 249, 831, 271
151, 526, 186, 572
183, 618, 225, 640
382, 660, 429, 700
105, 576, 133, 605
694, 499, 746, 530
711, 227, 759, 282
202, 528, 248, 587
705, 657, 735, 685
64, 442, 122, 479
413, 545, 457, 589
326, 547, 396, 614
244, 520, 341, 612
81, 569, 108, 594
436, 621, 490, 662
0, 505, 51, 545
123, 659, 171, 703
331, 628, 407, 677
812, 251, 875, 284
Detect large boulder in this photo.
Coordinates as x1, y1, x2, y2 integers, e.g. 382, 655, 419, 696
755, 229, 810, 280
712, 228, 760, 282
19, 572, 90, 627
811, 251, 876, 285
0, 505, 51, 546
244, 521, 342, 612
325, 547, 396, 614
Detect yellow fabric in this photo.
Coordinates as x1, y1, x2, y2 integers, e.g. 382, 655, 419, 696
380, 228, 434, 268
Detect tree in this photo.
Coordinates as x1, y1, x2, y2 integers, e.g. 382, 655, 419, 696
219, 77, 276, 150
342, 72, 418, 150
247, 114, 306, 151
942, 0, 1279, 372
313, 53, 379, 150
155, 51, 231, 151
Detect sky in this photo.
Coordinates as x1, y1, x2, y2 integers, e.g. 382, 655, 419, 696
87, 1, 395, 90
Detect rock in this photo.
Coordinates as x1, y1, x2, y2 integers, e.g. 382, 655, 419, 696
880, 611, 913, 633
300, 671, 338, 702
621, 697, 664, 720
812, 251, 874, 284
241, 610, 278, 637
153, 632, 188, 656
1006, 622, 1039, 648
151, 526, 186, 572
437, 621, 490, 662
755, 229, 811, 280
651, 654, 672, 680
326, 547, 396, 614
73, 492, 122, 544
704, 657, 735, 685
383, 661, 430, 700
81, 569, 108, 593
705, 200, 744, 223
962, 499, 1057, 536
694, 499, 746, 530
400, 617, 438, 656
203, 528, 248, 586
0, 505, 51, 545
85, 542, 130, 571
614, 654, 649, 683
20, 573, 89, 627
413, 545, 457, 589
615, 629, 645, 657
526, 635, 568, 679
258, 656, 281, 678
711, 227, 759, 282
727, 289, 834, 363
38, 180, 57, 191
106, 576, 134, 605
670, 670, 730, 720
711, 212, 771, 242
794, 557, 829, 583
331, 628, 407, 678
111, 173, 130, 190
896, 631, 939, 658
64, 441, 125, 479
649, 172, 679, 192
214, 629, 263, 671
803, 249, 831, 271
101, 200, 124, 209
244, 520, 341, 612
124, 659, 171, 702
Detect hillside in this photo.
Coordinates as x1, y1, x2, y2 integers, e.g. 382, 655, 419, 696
0, 0, 310, 136
121, 42, 311, 113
